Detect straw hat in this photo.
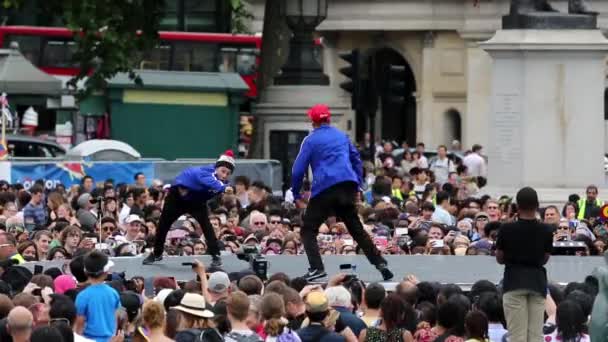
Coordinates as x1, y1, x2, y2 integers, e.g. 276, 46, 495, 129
173, 293, 214, 318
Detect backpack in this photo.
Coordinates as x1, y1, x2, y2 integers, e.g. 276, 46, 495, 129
224, 331, 262, 342
276, 329, 302, 342
176, 328, 225, 342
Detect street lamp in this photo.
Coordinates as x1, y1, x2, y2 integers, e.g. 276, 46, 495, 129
274, 0, 330, 85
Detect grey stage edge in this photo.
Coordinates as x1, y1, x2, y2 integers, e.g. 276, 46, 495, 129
19, 255, 605, 291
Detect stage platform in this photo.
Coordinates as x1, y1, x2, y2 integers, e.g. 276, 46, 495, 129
19, 255, 605, 291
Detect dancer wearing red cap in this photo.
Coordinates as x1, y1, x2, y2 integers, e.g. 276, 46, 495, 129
143, 150, 236, 265
292, 104, 394, 281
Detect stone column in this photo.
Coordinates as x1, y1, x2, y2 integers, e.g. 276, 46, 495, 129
480, 30, 608, 189
460, 32, 494, 151
418, 31, 436, 146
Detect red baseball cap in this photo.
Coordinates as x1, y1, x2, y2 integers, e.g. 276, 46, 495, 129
307, 104, 331, 123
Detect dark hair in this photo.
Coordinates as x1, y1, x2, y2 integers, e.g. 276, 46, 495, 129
421, 202, 435, 212
30, 326, 64, 342
238, 275, 264, 296
417, 142, 425, 148
565, 290, 593, 319
465, 311, 488, 340
267, 272, 290, 285
472, 144, 482, 153
475, 292, 504, 324
483, 221, 502, 239
84, 250, 109, 276
417, 282, 439, 304
52, 322, 73, 342
470, 280, 497, 300
516, 187, 539, 211
234, 176, 250, 189
556, 300, 586, 341
69, 256, 87, 283
418, 301, 437, 326
381, 293, 408, 332
365, 283, 386, 310
438, 284, 463, 305
134, 172, 144, 181
30, 184, 44, 195
437, 301, 468, 336
49, 294, 77, 324
47, 246, 68, 260
436, 191, 450, 205
163, 289, 185, 311
130, 187, 146, 201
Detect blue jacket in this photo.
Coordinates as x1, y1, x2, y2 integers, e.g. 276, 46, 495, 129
334, 307, 367, 337
297, 325, 345, 342
173, 165, 227, 201
291, 125, 363, 199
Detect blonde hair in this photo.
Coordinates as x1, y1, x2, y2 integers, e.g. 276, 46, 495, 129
143, 300, 165, 329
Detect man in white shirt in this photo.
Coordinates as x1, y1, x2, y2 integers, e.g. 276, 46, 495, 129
416, 142, 429, 169
430, 145, 455, 185
463, 144, 487, 177
431, 191, 455, 226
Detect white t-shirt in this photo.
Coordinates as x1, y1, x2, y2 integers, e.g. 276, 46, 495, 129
430, 157, 455, 185
463, 153, 487, 177
224, 329, 263, 342
74, 333, 95, 342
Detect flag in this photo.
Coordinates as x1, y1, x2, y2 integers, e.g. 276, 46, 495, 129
0, 141, 8, 160
0, 93, 11, 124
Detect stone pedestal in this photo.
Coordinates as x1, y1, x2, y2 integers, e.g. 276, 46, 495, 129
479, 30, 608, 189
254, 85, 350, 159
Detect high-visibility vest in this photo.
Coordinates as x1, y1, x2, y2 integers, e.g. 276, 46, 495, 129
577, 199, 604, 220
10, 253, 24, 265
392, 188, 403, 201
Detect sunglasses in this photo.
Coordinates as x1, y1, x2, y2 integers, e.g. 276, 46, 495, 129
558, 226, 570, 230
49, 318, 70, 326
270, 221, 281, 224
101, 225, 115, 232
253, 222, 265, 226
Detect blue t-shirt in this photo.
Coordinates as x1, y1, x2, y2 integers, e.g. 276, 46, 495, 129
76, 283, 120, 342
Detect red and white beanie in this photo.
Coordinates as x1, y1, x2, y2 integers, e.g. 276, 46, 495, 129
215, 150, 235, 172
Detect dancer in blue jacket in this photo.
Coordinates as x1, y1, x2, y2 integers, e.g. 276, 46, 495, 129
292, 104, 394, 281
143, 150, 235, 265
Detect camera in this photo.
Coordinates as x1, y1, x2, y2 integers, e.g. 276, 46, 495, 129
89, 196, 104, 204
237, 246, 268, 280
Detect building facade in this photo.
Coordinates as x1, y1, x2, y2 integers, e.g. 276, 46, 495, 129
249, 0, 608, 153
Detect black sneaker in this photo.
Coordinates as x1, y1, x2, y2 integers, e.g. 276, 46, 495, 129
142, 253, 163, 265
210, 256, 222, 268
303, 269, 327, 282
377, 264, 394, 281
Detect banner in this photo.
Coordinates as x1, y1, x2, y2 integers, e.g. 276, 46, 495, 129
11, 162, 154, 190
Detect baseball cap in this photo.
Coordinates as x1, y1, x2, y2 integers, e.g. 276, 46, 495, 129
208, 272, 230, 293
120, 291, 142, 319
125, 214, 143, 225
305, 291, 329, 313
307, 104, 331, 123
475, 212, 489, 220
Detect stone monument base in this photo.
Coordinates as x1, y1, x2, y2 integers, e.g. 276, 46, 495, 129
480, 30, 608, 189
502, 12, 597, 30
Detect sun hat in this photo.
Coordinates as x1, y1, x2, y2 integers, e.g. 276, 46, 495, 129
173, 293, 214, 318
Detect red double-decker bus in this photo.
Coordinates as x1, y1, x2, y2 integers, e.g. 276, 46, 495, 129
0, 26, 261, 98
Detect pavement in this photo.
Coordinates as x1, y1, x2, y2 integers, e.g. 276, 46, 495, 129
19, 255, 606, 291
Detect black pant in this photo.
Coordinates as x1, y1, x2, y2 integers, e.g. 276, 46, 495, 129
302, 181, 387, 270
153, 187, 220, 257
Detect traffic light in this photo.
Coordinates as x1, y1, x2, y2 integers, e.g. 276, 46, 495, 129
339, 49, 361, 110
386, 64, 407, 104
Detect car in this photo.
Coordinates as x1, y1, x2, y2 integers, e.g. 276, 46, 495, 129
5, 134, 66, 159
66, 139, 141, 161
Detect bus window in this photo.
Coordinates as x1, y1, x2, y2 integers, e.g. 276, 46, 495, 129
173, 41, 216, 72
4, 35, 41, 65
140, 43, 171, 70
236, 48, 256, 76
42, 39, 77, 68
218, 47, 237, 73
